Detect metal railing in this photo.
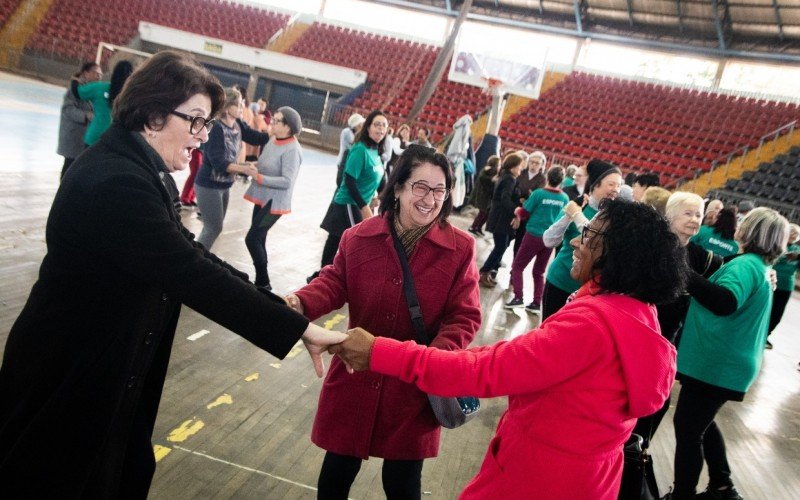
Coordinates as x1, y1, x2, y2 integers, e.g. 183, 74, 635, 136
706, 188, 799, 224
682, 120, 798, 193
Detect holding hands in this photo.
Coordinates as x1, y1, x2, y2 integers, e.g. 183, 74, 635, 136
328, 327, 376, 373
301, 322, 348, 377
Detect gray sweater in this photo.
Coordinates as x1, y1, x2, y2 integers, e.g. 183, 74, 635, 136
244, 136, 302, 213
57, 87, 92, 159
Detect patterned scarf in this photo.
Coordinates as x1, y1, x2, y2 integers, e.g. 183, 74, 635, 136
393, 216, 435, 256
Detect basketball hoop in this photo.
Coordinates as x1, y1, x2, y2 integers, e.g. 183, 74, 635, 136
481, 77, 506, 97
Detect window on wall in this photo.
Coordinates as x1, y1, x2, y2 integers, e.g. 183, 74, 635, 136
577, 41, 719, 87
323, 0, 448, 43
720, 61, 800, 99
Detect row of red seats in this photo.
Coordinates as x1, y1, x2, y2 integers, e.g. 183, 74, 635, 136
0, 0, 23, 28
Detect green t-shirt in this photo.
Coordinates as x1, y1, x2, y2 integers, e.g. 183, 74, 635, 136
333, 142, 384, 206
773, 243, 800, 291
77, 81, 111, 146
545, 204, 599, 294
561, 176, 575, 189
524, 188, 569, 237
678, 253, 772, 393
690, 225, 739, 258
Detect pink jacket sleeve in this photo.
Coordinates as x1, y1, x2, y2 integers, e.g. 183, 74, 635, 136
370, 302, 611, 398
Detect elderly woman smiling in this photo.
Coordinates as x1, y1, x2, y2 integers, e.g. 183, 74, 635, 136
332, 199, 687, 498
0, 51, 344, 498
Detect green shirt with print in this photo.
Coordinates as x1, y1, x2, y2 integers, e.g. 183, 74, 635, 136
545, 204, 598, 294
77, 81, 111, 146
690, 225, 739, 258
524, 188, 569, 237
773, 243, 800, 291
678, 253, 772, 393
561, 176, 575, 189
333, 141, 384, 207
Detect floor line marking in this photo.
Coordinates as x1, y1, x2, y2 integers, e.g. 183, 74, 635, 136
172, 445, 319, 492
187, 329, 210, 341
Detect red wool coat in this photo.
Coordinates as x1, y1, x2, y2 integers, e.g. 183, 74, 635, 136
370, 283, 677, 498
296, 215, 481, 460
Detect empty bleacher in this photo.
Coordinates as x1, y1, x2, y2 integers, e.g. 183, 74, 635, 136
709, 147, 800, 222
0, 0, 24, 29
26, 0, 288, 62
287, 22, 492, 141
500, 72, 800, 185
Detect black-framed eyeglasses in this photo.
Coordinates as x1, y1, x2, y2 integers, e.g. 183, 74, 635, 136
171, 110, 215, 135
408, 181, 449, 201
581, 225, 606, 245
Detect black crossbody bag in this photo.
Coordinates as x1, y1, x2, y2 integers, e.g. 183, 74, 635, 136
389, 224, 480, 429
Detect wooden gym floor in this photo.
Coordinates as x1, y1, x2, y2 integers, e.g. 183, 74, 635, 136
1, 71, 798, 499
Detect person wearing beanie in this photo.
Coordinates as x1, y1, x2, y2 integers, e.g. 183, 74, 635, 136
335, 113, 366, 184
540, 159, 622, 319
243, 107, 304, 290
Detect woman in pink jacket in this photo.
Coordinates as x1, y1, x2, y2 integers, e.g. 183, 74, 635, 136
333, 199, 687, 499
286, 144, 481, 499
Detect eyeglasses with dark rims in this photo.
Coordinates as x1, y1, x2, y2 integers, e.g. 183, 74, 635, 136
408, 181, 449, 201
170, 110, 216, 135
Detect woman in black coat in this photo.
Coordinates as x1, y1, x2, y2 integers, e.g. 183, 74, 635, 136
478, 152, 524, 287
0, 51, 344, 498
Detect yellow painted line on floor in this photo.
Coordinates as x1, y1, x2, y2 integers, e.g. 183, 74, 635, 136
206, 394, 232, 409
187, 329, 210, 341
269, 363, 281, 369
167, 418, 205, 443
245, 372, 260, 382
323, 313, 347, 330
153, 445, 172, 462
285, 345, 304, 359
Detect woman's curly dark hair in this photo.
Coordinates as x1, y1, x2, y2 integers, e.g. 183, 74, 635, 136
712, 207, 737, 240
591, 199, 688, 304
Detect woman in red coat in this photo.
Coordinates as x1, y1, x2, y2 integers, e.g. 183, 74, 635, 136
286, 144, 481, 499
333, 199, 688, 499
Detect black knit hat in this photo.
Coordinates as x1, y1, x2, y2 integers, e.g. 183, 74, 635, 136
587, 159, 621, 193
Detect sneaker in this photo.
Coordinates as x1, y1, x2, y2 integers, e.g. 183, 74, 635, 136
525, 302, 541, 314
504, 297, 524, 309
765, 340, 773, 349
479, 272, 496, 288
698, 486, 743, 500
468, 227, 481, 236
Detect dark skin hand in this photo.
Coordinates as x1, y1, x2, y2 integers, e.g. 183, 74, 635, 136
328, 327, 375, 373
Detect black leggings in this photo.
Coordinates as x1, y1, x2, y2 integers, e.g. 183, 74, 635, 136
317, 451, 423, 500
672, 383, 734, 498
244, 203, 281, 287
541, 282, 571, 320
768, 288, 792, 335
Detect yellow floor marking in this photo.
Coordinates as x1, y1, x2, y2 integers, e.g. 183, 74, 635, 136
153, 445, 172, 462
269, 363, 281, 369
206, 394, 232, 409
245, 372, 259, 382
167, 418, 205, 443
323, 313, 347, 330
285, 345, 304, 359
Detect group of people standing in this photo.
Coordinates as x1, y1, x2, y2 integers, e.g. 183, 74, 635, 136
17, 51, 799, 500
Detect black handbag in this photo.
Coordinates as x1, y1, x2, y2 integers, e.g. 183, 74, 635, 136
389, 224, 480, 429
618, 429, 659, 500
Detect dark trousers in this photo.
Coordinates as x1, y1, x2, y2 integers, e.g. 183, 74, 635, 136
320, 234, 341, 269
470, 210, 488, 231
541, 281, 571, 320
60, 157, 75, 180
768, 289, 792, 335
512, 223, 526, 255
672, 383, 733, 498
317, 451, 423, 500
479, 231, 512, 273
244, 203, 282, 287
632, 394, 671, 450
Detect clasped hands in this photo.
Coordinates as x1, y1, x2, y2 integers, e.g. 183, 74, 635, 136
287, 293, 375, 376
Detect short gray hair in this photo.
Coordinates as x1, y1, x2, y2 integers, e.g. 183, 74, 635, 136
736, 207, 789, 264
665, 192, 704, 221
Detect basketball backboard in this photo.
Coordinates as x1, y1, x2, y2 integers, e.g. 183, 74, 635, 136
448, 30, 548, 99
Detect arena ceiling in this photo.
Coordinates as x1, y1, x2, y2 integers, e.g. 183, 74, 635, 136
387, 0, 800, 62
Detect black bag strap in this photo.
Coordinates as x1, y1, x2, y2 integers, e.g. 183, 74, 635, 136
389, 223, 430, 346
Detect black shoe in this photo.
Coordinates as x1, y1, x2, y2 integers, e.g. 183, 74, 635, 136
697, 486, 743, 500
525, 302, 541, 314
490, 270, 498, 280
468, 227, 480, 236
504, 297, 524, 309
765, 340, 773, 349
306, 271, 319, 284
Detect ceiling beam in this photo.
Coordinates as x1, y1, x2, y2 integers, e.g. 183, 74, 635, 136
711, 0, 732, 51
772, 0, 785, 40
676, 0, 685, 34
573, 0, 584, 34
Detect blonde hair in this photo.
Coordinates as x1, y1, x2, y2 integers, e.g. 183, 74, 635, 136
737, 207, 790, 264
222, 87, 242, 117
789, 223, 800, 243
642, 187, 672, 217
665, 192, 704, 221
